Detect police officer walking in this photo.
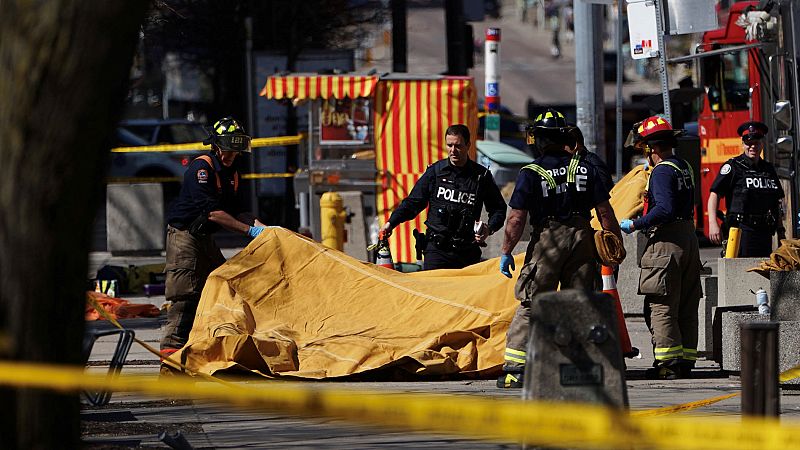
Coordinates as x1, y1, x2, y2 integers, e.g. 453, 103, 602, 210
707, 121, 785, 257
497, 109, 621, 388
379, 124, 507, 270
160, 117, 266, 373
619, 116, 702, 380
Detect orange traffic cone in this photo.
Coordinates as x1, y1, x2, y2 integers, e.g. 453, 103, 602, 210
375, 232, 395, 270
601, 265, 638, 358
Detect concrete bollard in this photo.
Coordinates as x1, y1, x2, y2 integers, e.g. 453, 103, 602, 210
741, 322, 780, 417
523, 289, 628, 408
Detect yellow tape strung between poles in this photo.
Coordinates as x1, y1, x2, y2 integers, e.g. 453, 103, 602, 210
106, 173, 295, 184
4, 361, 800, 450
110, 135, 303, 153
634, 363, 800, 417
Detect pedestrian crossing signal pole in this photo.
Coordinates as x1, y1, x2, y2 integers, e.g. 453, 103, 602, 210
484, 27, 501, 142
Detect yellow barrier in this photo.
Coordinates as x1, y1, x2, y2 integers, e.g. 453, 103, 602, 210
4, 360, 800, 449
725, 227, 741, 258
110, 135, 303, 153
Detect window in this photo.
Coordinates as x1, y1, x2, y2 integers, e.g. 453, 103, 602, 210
702, 50, 750, 112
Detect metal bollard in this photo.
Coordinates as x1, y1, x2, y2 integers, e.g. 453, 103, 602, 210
741, 322, 780, 416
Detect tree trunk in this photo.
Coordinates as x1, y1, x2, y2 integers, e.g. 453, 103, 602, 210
0, 1, 147, 447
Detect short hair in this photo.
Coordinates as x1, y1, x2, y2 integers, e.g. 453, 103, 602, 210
445, 124, 470, 144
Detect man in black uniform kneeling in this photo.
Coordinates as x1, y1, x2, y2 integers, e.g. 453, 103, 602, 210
379, 124, 507, 270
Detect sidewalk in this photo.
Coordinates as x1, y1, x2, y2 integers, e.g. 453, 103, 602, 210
82, 309, 800, 448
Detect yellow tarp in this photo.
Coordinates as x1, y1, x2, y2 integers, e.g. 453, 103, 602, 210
748, 238, 800, 278
591, 164, 650, 228
177, 228, 522, 379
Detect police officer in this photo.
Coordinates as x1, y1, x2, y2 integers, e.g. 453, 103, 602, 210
497, 109, 621, 388
707, 121, 785, 257
619, 116, 702, 380
379, 124, 507, 270
160, 117, 266, 372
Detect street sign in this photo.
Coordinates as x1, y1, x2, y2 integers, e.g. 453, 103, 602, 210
484, 113, 500, 142
664, 0, 718, 36
627, 1, 659, 60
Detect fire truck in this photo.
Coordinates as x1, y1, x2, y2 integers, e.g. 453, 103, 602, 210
693, 0, 799, 237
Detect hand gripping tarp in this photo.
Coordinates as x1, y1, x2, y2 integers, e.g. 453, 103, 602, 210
176, 228, 522, 379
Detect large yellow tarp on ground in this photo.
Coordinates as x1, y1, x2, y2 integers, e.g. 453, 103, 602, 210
178, 228, 522, 379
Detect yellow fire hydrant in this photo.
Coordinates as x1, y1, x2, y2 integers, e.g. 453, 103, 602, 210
320, 192, 346, 251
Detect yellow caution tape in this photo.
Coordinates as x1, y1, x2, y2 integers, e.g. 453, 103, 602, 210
110, 135, 303, 153
631, 393, 740, 418
781, 366, 800, 383
633, 362, 800, 417
106, 172, 295, 184
4, 360, 800, 449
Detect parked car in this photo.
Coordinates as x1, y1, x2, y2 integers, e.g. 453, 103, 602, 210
109, 118, 208, 179
475, 139, 533, 188
108, 119, 210, 209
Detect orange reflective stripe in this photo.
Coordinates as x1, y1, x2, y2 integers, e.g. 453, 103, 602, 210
234, 171, 239, 193
194, 155, 222, 192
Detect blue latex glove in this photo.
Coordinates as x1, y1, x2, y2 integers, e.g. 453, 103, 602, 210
248, 226, 266, 238
500, 254, 516, 278
620, 219, 635, 234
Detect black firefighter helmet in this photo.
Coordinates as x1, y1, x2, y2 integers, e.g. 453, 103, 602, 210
204, 117, 252, 153
526, 108, 575, 148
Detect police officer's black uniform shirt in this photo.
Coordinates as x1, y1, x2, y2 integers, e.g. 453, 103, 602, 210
167, 151, 245, 231
388, 159, 507, 237
509, 148, 609, 224
633, 156, 694, 230
710, 154, 783, 229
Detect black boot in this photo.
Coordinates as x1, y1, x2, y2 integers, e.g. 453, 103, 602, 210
497, 371, 524, 388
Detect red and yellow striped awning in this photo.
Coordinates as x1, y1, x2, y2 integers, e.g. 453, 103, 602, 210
260, 75, 379, 100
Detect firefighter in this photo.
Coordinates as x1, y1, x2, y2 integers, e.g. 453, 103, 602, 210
707, 121, 785, 257
160, 117, 266, 373
619, 116, 702, 380
379, 124, 507, 270
497, 109, 621, 388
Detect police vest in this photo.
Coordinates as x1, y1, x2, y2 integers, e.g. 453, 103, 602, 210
427, 161, 486, 238
643, 159, 694, 215
521, 152, 593, 218
195, 155, 239, 194
726, 157, 781, 217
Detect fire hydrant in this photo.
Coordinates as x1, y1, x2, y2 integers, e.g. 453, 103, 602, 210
320, 192, 346, 251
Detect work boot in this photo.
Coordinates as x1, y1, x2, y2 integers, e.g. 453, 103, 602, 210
496, 371, 524, 389
645, 364, 680, 380
678, 359, 695, 379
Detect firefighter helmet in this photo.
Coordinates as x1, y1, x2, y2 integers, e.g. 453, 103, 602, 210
204, 117, 252, 152
634, 115, 683, 147
526, 108, 573, 145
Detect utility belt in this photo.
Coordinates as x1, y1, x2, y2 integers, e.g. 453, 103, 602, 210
728, 213, 776, 230
426, 231, 477, 252
169, 214, 217, 238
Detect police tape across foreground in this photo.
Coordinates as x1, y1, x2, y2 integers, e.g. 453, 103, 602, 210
3, 361, 800, 450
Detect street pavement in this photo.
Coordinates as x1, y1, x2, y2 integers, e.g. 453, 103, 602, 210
82, 245, 800, 449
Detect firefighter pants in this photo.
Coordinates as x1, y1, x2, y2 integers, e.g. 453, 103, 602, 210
639, 220, 702, 366
503, 217, 599, 372
160, 225, 226, 352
